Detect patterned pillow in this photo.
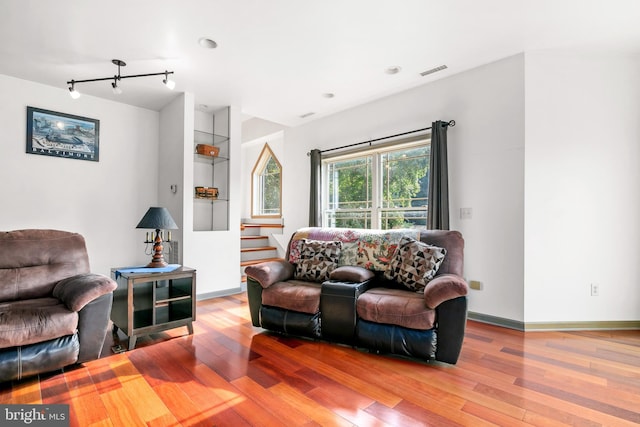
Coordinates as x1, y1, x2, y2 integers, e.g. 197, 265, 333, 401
356, 239, 398, 271
294, 239, 342, 282
384, 236, 447, 292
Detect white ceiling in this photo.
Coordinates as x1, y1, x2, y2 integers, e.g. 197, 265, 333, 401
1, 0, 639, 127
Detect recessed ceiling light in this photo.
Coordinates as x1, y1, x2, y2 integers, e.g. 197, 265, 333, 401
322, 93, 335, 99
385, 66, 402, 75
198, 37, 218, 49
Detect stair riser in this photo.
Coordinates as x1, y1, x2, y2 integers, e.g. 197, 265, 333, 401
241, 238, 269, 249
241, 225, 284, 237
240, 227, 262, 236
241, 250, 278, 262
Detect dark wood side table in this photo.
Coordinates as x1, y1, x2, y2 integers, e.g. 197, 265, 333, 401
110, 266, 196, 350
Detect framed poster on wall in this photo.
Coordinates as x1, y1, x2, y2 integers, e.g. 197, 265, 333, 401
26, 106, 100, 162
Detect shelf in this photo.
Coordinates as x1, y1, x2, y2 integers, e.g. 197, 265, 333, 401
193, 108, 230, 232
156, 286, 191, 304
194, 153, 229, 164
156, 305, 192, 324
194, 130, 229, 145
194, 197, 228, 201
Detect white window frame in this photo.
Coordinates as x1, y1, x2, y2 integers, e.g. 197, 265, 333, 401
322, 138, 429, 229
251, 143, 282, 218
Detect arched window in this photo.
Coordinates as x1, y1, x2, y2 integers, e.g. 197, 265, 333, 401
252, 143, 282, 218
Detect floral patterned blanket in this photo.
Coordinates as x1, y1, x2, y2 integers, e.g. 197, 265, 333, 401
288, 227, 421, 271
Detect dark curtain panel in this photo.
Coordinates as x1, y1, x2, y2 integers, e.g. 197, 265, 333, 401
427, 121, 450, 230
309, 149, 322, 226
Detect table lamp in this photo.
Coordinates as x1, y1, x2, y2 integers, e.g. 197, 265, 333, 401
136, 207, 178, 268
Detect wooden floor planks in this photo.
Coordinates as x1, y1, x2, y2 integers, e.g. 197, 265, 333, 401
1, 292, 639, 426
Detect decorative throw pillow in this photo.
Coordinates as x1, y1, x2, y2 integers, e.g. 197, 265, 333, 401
294, 239, 342, 282
384, 236, 447, 292
356, 238, 398, 271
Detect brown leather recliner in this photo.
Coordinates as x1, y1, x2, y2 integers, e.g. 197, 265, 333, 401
0, 229, 117, 382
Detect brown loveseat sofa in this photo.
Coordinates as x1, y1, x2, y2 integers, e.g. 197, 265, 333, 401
246, 227, 468, 364
0, 229, 117, 382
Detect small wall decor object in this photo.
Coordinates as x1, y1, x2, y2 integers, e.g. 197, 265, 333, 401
195, 144, 219, 157
195, 186, 218, 199
26, 106, 100, 162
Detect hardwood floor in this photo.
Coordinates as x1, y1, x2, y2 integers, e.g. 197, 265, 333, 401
1, 293, 639, 426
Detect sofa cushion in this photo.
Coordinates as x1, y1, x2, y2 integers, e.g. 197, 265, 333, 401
384, 236, 447, 292
0, 230, 91, 302
262, 280, 322, 314
0, 297, 79, 349
357, 288, 436, 330
294, 239, 342, 282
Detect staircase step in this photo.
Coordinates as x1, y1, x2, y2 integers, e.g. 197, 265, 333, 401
241, 248, 278, 262
240, 257, 283, 267
241, 246, 277, 253
241, 223, 284, 229
241, 224, 284, 237
240, 224, 285, 284
241, 235, 269, 249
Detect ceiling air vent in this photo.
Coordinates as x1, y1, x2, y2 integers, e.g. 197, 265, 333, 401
299, 112, 315, 119
420, 65, 448, 77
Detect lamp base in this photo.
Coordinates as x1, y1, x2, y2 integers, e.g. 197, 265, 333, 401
147, 229, 168, 268
146, 260, 169, 268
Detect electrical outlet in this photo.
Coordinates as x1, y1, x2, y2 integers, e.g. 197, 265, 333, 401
590, 283, 599, 296
469, 280, 482, 290
460, 207, 473, 220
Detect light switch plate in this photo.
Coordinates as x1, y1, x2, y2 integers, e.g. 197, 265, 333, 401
460, 207, 472, 220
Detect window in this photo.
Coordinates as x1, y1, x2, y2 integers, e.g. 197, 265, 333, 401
323, 140, 429, 229
252, 143, 282, 217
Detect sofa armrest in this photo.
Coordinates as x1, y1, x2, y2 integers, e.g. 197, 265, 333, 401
245, 259, 294, 289
53, 273, 117, 312
77, 292, 113, 363
329, 265, 375, 282
423, 274, 468, 309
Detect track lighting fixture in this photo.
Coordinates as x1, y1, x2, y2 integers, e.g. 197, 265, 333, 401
67, 59, 175, 98
68, 81, 81, 99
163, 71, 175, 90
111, 77, 122, 95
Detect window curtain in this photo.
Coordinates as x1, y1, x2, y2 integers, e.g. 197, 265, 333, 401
427, 121, 449, 230
309, 149, 322, 226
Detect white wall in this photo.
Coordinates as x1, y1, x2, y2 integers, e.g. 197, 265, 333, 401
524, 51, 640, 322
251, 55, 527, 321
159, 94, 188, 260
0, 74, 160, 276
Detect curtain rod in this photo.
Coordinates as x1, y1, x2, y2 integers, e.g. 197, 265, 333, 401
309, 120, 455, 156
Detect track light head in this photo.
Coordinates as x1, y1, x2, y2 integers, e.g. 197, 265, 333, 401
163, 71, 175, 90
111, 77, 122, 95
68, 81, 81, 99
